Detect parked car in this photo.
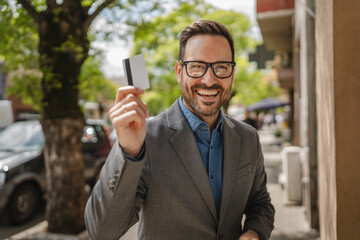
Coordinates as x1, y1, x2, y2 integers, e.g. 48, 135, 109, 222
0, 119, 112, 225
0, 100, 13, 131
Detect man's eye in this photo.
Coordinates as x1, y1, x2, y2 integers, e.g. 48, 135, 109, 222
190, 64, 204, 70
216, 64, 230, 70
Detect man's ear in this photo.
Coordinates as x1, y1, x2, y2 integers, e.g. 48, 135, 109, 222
175, 61, 182, 84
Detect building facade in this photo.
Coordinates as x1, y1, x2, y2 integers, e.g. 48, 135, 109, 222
256, 0, 360, 239
256, 0, 319, 230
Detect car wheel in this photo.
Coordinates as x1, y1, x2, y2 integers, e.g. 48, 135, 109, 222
8, 183, 40, 225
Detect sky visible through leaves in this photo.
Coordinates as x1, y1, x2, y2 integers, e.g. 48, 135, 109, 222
93, 0, 261, 78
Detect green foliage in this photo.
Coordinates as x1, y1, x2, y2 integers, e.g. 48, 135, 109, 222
78, 56, 118, 102
131, 0, 281, 115
52, 35, 86, 60
0, 1, 118, 111
0, 2, 39, 70
0, 2, 42, 110
5, 56, 119, 111
231, 62, 282, 105
7, 67, 43, 111
81, 1, 93, 7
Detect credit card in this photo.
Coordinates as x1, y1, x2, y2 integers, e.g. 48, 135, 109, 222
122, 54, 150, 90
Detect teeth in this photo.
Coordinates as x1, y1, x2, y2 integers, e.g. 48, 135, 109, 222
197, 89, 219, 96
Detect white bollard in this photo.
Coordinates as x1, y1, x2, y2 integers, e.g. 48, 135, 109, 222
281, 146, 303, 203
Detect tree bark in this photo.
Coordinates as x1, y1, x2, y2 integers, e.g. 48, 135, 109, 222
42, 117, 86, 233
16, 0, 115, 234
37, 3, 89, 234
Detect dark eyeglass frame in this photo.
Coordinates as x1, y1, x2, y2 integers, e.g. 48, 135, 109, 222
179, 60, 236, 79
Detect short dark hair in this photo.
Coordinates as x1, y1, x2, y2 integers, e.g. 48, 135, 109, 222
178, 20, 234, 61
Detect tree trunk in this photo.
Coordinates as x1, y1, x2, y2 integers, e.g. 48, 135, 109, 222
42, 117, 86, 234
37, 4, 89, 234
16, 0, 116, 235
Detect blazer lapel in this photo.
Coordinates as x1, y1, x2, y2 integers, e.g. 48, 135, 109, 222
218, 117, 243, 227
167, 100, 218, 223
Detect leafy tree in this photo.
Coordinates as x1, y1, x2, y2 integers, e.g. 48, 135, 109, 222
0, 0, 163, 234
131, 0, 281, 115
0, 1, 39, 70
6, 55, 118, 111
78, 56, 118, 102
0, 1, 42, 108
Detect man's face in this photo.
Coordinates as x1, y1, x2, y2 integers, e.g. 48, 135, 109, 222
175, 34, 234, 119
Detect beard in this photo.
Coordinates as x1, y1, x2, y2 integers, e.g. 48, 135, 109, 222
180, 74, 232, 118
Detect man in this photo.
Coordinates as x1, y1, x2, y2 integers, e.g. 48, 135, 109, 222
85, 20, 275, 240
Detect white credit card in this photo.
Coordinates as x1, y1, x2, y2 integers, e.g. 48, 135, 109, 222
122, 54, 150, 90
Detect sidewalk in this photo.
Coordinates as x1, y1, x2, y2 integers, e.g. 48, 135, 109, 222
259, 126, 319, 240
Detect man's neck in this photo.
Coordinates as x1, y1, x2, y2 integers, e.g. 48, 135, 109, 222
200, 114, 219, 132
182, 98, 220, 132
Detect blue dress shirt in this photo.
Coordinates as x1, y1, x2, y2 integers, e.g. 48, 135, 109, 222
178, 97, 224, 214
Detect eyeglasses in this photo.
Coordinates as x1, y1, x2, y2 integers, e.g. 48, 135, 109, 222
179, 60, 236, 79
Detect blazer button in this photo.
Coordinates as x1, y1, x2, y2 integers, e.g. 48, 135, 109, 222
114, 169, 120, 175
110, 179, 116, 185
109, 186, 115, 192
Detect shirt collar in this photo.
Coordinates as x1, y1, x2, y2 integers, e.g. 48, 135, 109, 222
178, 96, 223, 133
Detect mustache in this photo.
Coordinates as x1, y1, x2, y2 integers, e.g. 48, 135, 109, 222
191, 84, 224, 91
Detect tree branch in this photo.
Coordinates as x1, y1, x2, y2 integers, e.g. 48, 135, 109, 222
17, 0, 42, 23
85, 0, 115, 28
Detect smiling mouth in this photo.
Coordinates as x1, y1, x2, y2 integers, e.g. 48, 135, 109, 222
196, 89, 220, 97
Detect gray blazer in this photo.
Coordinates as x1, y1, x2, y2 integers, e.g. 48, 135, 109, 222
85, 100, 274, 240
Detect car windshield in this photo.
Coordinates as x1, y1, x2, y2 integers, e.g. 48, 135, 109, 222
0, 121, 44, 152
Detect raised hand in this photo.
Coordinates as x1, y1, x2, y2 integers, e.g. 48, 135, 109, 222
239, 230, 260, 240
109, 86, 148, 158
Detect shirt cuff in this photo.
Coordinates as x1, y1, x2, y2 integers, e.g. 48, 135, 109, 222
120, 144, 145, 162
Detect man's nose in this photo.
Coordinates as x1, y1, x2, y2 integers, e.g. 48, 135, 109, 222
202, 67, 217, 85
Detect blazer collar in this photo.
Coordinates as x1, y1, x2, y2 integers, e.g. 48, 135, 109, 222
166, 99, 186, 131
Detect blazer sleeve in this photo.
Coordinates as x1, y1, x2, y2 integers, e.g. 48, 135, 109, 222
84, 144, 149, 240
242, 133, 275, 240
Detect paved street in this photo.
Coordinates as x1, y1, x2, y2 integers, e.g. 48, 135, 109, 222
0, 209, 45, 240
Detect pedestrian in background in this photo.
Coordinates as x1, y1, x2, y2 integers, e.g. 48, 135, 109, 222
243, 109, 258, 129
85, 20, 275, 240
